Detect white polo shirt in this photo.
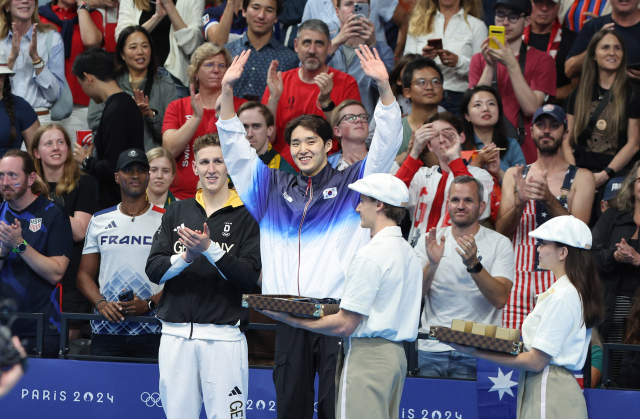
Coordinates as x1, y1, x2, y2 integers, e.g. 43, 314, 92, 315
340, 226, 423, 342
521, 275, 591, 371
414, 226, 515, 352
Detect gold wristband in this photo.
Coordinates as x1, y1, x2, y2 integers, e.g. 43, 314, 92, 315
32, 58, 43, 65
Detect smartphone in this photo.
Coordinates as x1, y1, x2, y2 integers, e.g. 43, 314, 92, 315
488, 25, 505, 49
628, 63, 640, 71
427, 38, 443, 50
118, 289, 134, 302
353, 3, 370, 20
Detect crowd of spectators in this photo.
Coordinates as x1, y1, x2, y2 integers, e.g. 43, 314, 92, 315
1, 0, 640, 392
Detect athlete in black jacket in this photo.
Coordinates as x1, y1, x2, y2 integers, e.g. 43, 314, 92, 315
145, 134, 261, 419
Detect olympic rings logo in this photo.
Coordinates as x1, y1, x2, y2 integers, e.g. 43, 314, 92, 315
140, 392, 162, 407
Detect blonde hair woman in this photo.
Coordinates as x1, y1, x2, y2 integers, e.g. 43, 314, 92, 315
146, 147, 177, 208
29, 123, 98, 340
116, 0, 205, 96
161, 43, 246, 200
403, 0, 486, 115
0, 0, 64, 119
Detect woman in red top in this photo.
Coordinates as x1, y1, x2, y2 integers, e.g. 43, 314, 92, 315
162, 43, 245, 200
38, 0, 103, 144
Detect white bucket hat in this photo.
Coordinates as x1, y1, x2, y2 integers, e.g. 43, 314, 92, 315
348, 173, 410, 207
529, 215, 592, 250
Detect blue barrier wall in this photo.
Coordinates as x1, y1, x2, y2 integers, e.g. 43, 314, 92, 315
0, 359, 637, 419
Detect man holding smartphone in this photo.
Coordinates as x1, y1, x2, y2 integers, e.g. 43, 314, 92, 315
469, 0, 556, 164
77, 149, 165, 359
328, 0, 395, 127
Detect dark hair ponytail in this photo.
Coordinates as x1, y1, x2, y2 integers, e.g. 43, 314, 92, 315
2, 80, 17, 145
564, 246, 605, 329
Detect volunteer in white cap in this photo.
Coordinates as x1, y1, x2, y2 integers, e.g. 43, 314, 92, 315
260, 173, 423, 419
451, 215, 605, 419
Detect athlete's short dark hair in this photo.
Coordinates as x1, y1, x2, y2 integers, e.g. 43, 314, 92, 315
284, 114, 333, 145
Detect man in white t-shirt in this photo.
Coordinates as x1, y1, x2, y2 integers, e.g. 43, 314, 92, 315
77, 149, 165, 359
261, 173, 422, 419
414, 175, 514, 379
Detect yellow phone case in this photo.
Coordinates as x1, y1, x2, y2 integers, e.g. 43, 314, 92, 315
488, 25, 505, 49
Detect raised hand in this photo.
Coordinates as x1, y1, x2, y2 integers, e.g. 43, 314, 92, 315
314, 72, 334, 106
8, 23, 21, 66
480, 38, 497, 67
222, 50, 251, 88
266, 60, 283, 99
410, 123, 436, 159
441, 129, 462, 164
525, 170, 554, 204
512, 164, 528, 205
28, 24, 40, 62
425, 227, 446, 265
154, 0, 167, 18
190, 84, 204, 119
354, 44, 388, 83
455, 234, 479, 269
132, 90, 153, 117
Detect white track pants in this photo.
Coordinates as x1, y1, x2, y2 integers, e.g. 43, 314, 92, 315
158, 334, 248, 419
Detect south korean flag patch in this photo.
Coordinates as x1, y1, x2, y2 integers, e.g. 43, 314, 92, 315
323, 187, 337, 199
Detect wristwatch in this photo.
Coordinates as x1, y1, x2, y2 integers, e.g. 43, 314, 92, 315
78, 2, 90, 11
320, 101, 335, 112
146, 298, 157, 311
604, 167, 616, 179
82, 156, 91, 170
466, 261, 483, 273
12, 240, 27, 254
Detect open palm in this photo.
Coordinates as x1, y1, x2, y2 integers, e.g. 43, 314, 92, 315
222, 50, 250, 87
355, 44, 388, 83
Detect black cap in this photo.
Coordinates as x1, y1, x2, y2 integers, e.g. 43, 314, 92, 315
116, 148, 148, 171
494, 0, 532, 16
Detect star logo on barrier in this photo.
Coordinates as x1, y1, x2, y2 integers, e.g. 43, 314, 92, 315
488, 368, 518, 400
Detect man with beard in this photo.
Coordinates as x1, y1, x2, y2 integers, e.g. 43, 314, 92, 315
261, 19, 361, 167
495, 104, 594, 329
0, 150, 72, 357
414, 175, 515, 379
77, 149, 164, 358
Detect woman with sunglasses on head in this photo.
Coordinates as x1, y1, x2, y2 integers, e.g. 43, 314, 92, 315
564, 30, 640, 196
29, 123, 98, 340
591, 160, 640, 383
162, 43, 246, 200
403, 0, 487, 115
460, 85, 525, 182
452, 215, 604, 419
87, 25, 177, 152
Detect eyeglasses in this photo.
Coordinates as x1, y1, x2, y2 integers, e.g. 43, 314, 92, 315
202, 62, 227, 71
337, 113, 370, 125
495, 11, 525, 24
411, 78, 442, 89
